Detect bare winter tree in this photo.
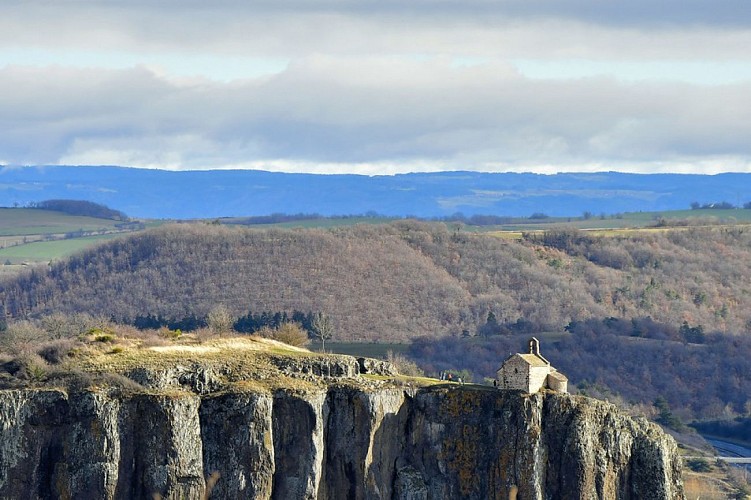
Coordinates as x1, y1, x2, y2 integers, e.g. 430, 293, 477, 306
312, 312, 334, 352
207, 305, 234, 336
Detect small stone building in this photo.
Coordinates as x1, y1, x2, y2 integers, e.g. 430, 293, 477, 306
496, 337, 568, 393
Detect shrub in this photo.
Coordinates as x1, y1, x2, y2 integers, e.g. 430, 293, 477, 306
159, 327, 182, 340
254, 326, 275, 339
1, 321, 48, 354
685, 458, 711, 473
97, 373, 144, 392
41, 313, 85, 340
46, 369, 94, 393
207, 305, 234, 335
46, 369, 144, 394
271, 322, 309, 347
386, 351, 424, 377
37, 339, 78, 364
587, 246, 633, 270
193, 327, 216, 344
92, 331, 115, 343
138, 336, 170, 348
7, 353, 49, 382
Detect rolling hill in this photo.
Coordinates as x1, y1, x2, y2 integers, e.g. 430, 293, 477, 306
2, 222, 750, 342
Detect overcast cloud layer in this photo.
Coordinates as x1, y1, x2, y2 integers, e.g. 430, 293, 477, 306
1, 1, 750, 174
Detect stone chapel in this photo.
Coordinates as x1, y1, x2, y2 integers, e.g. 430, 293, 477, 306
496, 337, 568, 393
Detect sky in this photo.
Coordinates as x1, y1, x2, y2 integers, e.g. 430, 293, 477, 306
1, 1, 750, 175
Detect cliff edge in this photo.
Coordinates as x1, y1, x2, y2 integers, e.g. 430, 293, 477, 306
0, 337, 684, 499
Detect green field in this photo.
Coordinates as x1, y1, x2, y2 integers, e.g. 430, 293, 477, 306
476, 208, 751, 233
309, 342, 410, 358
313, 333, 568, 361
0, 208, 122, 236
0, 233, 125, 263
0, 208, 151, 268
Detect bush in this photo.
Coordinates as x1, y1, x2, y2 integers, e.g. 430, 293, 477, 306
253, 326, 275, 338
41, 313, 85, 340
5, 353, 49, 382
46, 369, 144, 393
270, 322, 309, 347
193, 327, 216, 344
159, 327, 182, 340
207, 305, 234, 335
138, 336, 170, 348
37, 339, 78, 364
386, 351, 424, 377
587, 246, 633, 270
685, 458, 711, 473
1, 321, 48, 354
90, 329, 115, 343
46, 369, 94, 393
97, 373, 144, 392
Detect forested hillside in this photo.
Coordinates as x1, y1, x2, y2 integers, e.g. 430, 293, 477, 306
2, 222, 750, 342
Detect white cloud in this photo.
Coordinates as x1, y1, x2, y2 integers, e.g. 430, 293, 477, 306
1, 2, 750, 173
1, 60, 747, 174
2, 3, 751, 60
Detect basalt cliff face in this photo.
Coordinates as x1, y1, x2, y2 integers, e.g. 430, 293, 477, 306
0, 348, 684, 499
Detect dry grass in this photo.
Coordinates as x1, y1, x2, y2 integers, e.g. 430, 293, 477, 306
683, 474, 734, 499
485, 231, 524, 240
59, 333, 369, 394
0, 317, 419, 394
147, 345, 223, 355
362, 373, 441, 387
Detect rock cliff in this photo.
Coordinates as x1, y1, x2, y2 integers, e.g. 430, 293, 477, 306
0, 339, 684, 499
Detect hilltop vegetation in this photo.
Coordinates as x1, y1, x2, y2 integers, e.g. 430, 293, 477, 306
2, 222, 750, 342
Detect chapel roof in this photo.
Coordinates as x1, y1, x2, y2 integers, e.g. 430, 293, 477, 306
547, 370, 568, 382
514, 353, 549, 368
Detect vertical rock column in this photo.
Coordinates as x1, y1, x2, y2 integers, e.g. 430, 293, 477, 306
271, 389, 327, 500
200, 391, 275, 500
118, 393, 205, 499
320, 386, 409, 500
541, 393, 684, 500
63, 391, 122, 499
0, 390, 70, 498
402, 388, 539, 500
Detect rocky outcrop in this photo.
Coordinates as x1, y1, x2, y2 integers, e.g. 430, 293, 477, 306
271, 355, 361, 379
0, 384, 684, 499
356, 357, 398, 376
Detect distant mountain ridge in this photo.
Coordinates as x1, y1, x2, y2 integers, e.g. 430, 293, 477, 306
1, 165, 749, 219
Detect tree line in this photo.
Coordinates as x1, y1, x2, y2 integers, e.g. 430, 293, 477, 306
28, 199, 128, 220
690, 201, 751, 210
126, 309, 330, 340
